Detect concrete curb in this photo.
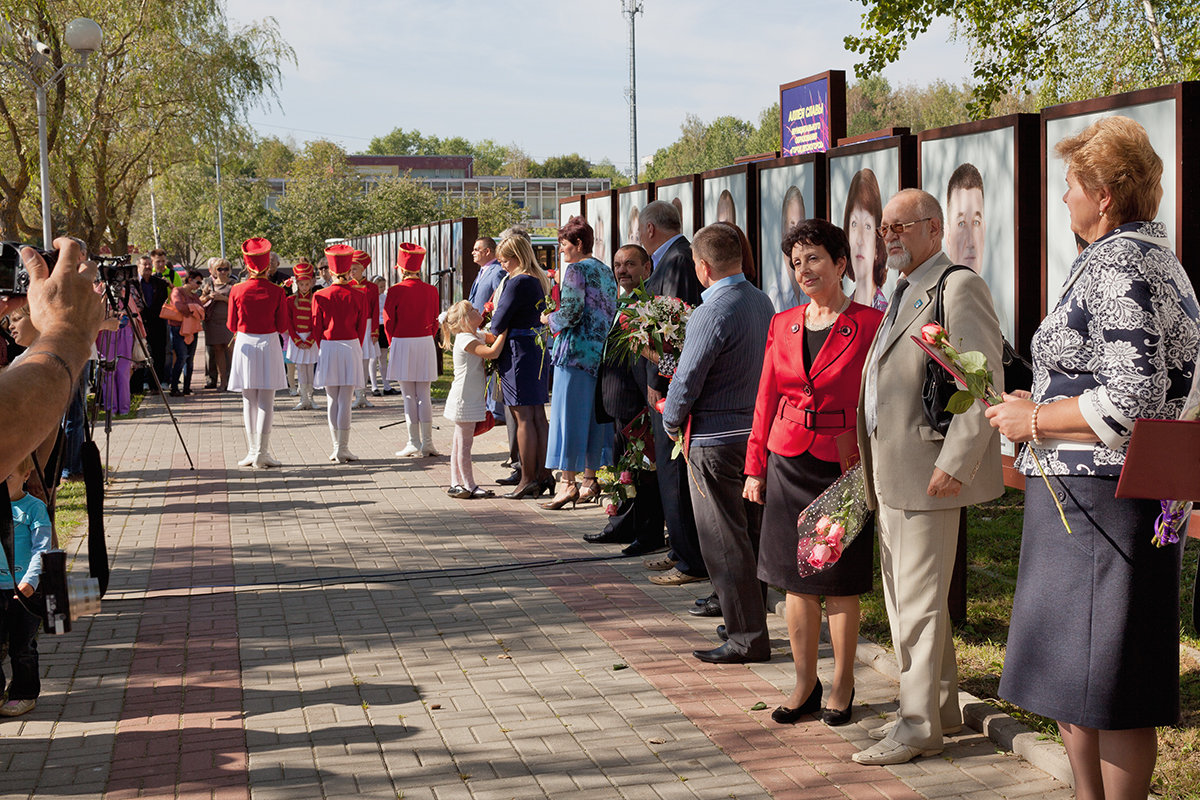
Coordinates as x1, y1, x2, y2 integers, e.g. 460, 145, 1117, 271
770, 596, 1075, 788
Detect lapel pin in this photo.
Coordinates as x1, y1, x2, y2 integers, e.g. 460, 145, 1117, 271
914, 299, 923, 308
839, 325, 851, 336
791, 323, 800, 333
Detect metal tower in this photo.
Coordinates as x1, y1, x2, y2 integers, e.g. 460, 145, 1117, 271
622, 1, 643, 182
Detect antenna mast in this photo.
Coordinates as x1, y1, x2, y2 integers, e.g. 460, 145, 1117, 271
622, 1, 643, 182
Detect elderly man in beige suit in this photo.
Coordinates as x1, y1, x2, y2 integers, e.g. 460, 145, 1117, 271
852, 188, 1004, 766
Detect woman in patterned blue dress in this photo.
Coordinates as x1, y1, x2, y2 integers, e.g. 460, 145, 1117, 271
986, 116, 1200, 800
539, 216, 618, 509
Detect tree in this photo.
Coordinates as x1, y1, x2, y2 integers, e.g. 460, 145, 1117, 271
644, 114, 755, 181
746, 103, 782, 156
272, 140, 364, 261
533, 153, 592, 178
844, 0, 1200, 117
589, 159, 630, 189
360, 176, 439, 236
0, 0, 291, 250
362, 127, 506, 175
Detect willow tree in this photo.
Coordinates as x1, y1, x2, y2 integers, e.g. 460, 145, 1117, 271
0, 0, 290, 250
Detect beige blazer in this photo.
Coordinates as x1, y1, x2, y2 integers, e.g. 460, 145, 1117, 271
857, 252, 1005, 511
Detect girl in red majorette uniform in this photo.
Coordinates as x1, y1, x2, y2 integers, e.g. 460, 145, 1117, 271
383, 243, 440, 457
285, 261, 319, 411
313, 244, 370, 462
349, 249, 382, 409
227, 237, 290, 468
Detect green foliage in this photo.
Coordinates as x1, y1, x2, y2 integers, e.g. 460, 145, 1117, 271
362, 127, 506, 175
643, 104, 782, 181
845, 0, 1200, 117
589, 159, 630, 189
532, 153, 591, 179
0, 0, 291, 250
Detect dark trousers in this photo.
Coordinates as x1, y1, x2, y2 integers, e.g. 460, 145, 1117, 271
168, 327, 198, 391
688, 442, 768, 657
0, 592, 41, 701
60, 380, 86, 477
601, 421, 665, 547
134, 323, 169, 393
648, 406, 705, 577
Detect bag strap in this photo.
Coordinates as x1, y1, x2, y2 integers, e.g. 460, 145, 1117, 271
930, 265, 973, 327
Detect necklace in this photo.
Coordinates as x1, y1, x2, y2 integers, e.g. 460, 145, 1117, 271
805, 296, 851, 331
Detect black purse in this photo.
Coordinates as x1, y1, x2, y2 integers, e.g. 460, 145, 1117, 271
921, 266, 971, 435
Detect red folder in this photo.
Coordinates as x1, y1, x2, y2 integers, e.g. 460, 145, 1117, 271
1115, 418, 1200, 501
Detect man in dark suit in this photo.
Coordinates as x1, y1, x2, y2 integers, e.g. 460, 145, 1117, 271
586, 244, 665, 556
636, 200, 708, 587
132, 254, 171, 394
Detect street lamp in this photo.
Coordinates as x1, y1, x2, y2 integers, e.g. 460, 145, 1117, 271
1, 17, 102, 247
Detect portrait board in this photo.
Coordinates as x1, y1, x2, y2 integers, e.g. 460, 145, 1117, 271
828, 136, 917, 309
1043, 88, 1187, 310
618, 185, 650, 247
652, 176, 700, 239
450, 221, 464, 302
920, 126, 1019, 341
584, 190, 615, 265
701, 167, 749, 229
756, 154, 824, 312
559, 196, 582, 227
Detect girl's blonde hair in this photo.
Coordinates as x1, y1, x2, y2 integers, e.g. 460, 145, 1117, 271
496, 235, 552, 295
439, 300, 475, 344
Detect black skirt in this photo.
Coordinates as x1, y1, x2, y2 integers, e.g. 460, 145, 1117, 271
999, 474, 1183, 729
757, 450, 874, 596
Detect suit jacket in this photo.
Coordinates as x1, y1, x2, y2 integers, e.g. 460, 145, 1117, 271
856, 252, 1004, 512
745, 302, 883, 475
644, 236, 703, 394
136, 276, 171, 337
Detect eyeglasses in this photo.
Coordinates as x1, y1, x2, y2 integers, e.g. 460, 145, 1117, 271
876, 218, 932, 238
215, 268, 230, 273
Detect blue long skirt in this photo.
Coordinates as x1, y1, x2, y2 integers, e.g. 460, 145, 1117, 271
545, 364, 612, 472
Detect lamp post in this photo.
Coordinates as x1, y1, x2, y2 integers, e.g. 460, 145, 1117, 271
1, 17, 102, 247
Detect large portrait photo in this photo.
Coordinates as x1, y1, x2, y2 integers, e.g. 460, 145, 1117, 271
618, 185, 650, 247
1043, 92, 1180, 308
756, 156, 821, 312
920, 126, 1018, 341
585, 190, 614, 265
652, 176, 698, 239
702, 167, 749, 229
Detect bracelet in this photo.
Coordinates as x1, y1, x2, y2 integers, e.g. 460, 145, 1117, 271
1030, 403, 1044, 446
24, 349, 76, 385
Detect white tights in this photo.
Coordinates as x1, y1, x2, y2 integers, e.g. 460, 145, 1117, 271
450, 422, 477, 489
373, 348, 390, 389
398, 380, 432, 422
325, 385, 354, 429
297, 363, 315, 386
241, 389, 275, 437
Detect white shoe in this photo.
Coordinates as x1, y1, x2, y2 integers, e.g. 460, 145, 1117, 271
329, 426, 340, 462
0, 698, 36, 717
290, 384, 314, 411
419, 421, 440, 457
852, 737, 942, 765
335, 428, 358, 462
254, 431, 281, 468
868, 720, 963, 740
396, 419, 421, 457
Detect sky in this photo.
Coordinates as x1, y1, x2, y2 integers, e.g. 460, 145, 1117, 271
226, 0, 971, 173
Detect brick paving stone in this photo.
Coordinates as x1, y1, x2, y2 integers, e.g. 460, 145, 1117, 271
0, 381, 1081, 800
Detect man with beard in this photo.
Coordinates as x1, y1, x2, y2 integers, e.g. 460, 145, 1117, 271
853, 188, 1003, 765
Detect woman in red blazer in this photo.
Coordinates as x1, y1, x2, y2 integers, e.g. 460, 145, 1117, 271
743, 218, 883, 727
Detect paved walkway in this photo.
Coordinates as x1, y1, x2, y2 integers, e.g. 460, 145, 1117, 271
2, 387, 1073, 800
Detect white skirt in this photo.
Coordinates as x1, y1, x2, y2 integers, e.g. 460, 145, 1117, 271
228, 332, 287, 392
315, 338, 364, 388
285, 334, 319, 365
361, 328, 381, 360
387, 336, 437, 382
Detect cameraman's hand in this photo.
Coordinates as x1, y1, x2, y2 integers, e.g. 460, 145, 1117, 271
23, 238, 104, 358
17, 581, 33, 598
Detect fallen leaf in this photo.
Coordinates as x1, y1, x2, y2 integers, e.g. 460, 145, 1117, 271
430, 703, 442, 710
750, 702, 768, 711
613, 663, 629, 671
648, 738, 665, 744
497, 654, 511, 660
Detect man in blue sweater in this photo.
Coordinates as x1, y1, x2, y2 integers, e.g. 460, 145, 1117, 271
662, 223, 776, 664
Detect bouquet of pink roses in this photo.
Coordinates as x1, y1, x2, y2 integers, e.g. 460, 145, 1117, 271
796, 464, 869, 576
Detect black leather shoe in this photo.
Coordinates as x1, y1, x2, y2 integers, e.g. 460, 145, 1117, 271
695, 592, 717, 607
692, 642, 770, 665
621, 540, 665, 557
496, 469, 522, 486
771, 679, 823, 724
822, 688, 855, 726
687, 596, 722, 617
584, 530, 632, 544
716, 624, 728, 641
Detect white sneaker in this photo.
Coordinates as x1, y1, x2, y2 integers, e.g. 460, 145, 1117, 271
868, 720, 963, 740
0, 698, 36, 717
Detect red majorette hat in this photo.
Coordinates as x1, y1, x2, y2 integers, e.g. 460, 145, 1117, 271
395, 242, 426, 273
351, 250, 371, 269
324, 244, 355, 275
292, 262, 315, 280
242, 237, 272, 274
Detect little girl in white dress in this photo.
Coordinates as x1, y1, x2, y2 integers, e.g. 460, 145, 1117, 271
440, 300, 507, 498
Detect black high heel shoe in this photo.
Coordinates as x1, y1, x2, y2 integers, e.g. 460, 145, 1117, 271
502, 482, 547, 500
821, 688, 855, 726
771, 678, 823, 725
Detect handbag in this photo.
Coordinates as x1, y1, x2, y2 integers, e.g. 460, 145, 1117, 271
921, 266, 971, 434
158, 303, 184, 323
1001, 337, 1033, 394
474, 410, 495, 436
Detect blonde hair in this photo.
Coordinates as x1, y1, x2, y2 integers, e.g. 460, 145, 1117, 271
1055, 115, 1163, 225
207, 256, 231, 272
440, 300, 475, 343
496, 235, 552, 295
13, 453, 34, 479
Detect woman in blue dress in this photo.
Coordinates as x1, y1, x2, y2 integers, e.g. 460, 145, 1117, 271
490, 235, 555, 499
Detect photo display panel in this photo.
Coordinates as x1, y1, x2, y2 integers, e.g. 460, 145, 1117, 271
652, 177, 699, 239
618, 185, 650, 247
701, 168, 749, 230
756, 155, 822, 312
584, 190, 615, 265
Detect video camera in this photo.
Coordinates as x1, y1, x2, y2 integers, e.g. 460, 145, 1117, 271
0, 242, 134, 296
37, 550, 101, 635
